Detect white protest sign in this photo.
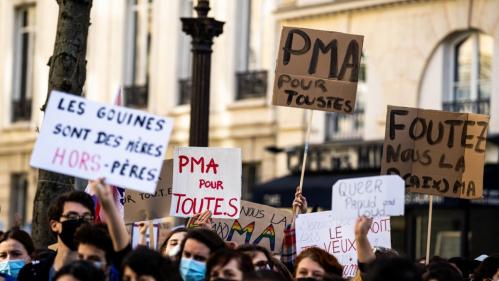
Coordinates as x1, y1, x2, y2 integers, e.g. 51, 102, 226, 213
30, 91, 173, 193
171, 147, 241, 219
296, 211, 391, 277
332, 175, 405, 218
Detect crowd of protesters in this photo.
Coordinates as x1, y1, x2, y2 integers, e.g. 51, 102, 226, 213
0, 179, 496, 281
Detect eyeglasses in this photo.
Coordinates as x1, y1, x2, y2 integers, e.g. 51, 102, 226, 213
60, 213, 94, 222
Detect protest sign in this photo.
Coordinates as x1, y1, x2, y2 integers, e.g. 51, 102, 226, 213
332, 175, 405, 218
131, 222, 160, 250
380, 106, 489, 199
187, 200, 293, 254
30, 91, 173, 193
296, 211, 391, 277
171, 147, 241, 219
273, 27, 364, 113
124, 160, 173, 223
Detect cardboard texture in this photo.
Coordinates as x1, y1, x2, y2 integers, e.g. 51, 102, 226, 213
296, 211, 391, 277
380, 106, 489, 199
124, 160, 173, 223
188, 200, 292, 254
273, 26, 364, 113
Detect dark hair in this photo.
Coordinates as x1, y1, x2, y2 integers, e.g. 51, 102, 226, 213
74, 223, 114, 263
367, 257, 422, 281
271, 257, 293, 281
244, 270, 289, 281
206, 248, 254, 279
473, 256, 499, 281
54, 260, 105, 281
0, 227, 35, 256
448, 257, 472, 279
177, 229, 226, 264
48, 191, 95, 223
237, 244, 274, 268
423, 261, 462, 281
295, 247, 343, 277
159, 226, 188, 254
122, 246, 180, 281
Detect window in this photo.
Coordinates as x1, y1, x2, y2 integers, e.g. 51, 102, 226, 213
177, 0, 193, 105
10, 173, 28, 227
325, 54, 366, 141
124, 0, 153, 108
12, 5, 35, 122
242, 162, 261, 200
443, 32, 492, 114
235, 0, 267, 100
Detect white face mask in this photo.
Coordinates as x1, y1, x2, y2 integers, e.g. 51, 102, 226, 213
168, 244, 181, 257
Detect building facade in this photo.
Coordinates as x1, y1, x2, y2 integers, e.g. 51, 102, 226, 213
0, 0, 498, 258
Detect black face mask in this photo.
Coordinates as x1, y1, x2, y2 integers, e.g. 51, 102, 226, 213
296, 278, 320, 281
59, 219, 86, 250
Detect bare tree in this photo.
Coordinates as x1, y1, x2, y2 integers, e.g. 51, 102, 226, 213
32, 0, 93, 249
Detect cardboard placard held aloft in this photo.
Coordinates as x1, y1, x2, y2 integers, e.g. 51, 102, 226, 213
124, 160, 173, 224
380, 106, 489, 199
188, 200, 293, 254
273, 27, 364, 113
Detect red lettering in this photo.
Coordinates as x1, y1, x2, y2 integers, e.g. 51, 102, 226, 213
52, 147, 66, 165
216, 181, 223, 190
173, 193, 187, 213
179, 155, 189, 173
79, 152, 90, 171
213, 198, 223, 216
226, 198, 239, 217
91, 154, 101, 171
371, 221, 379, 233
192, 157, 204, 173
204, 197, 216, 210
182, 197, 196, 215
206, 158, 219, 174
199, 179, 206, 188
68, 150, 79, 168
332, 239, 340, 253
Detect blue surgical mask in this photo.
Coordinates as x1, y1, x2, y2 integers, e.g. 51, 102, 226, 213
180, 257, 206, 281
0, 259, 25, 278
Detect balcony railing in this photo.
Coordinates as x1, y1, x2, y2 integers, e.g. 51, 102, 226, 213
236, 70, 267, 100
325, 109, 364, 141
442, 99, 490, 115
11, 98, 32, 122
178, 78, 191, 105
124, 85, 148, 108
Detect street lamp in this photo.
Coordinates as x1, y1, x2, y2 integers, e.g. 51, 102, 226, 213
182, 0, 224, 147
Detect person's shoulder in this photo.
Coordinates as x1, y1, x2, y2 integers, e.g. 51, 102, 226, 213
18, 250, 56, 281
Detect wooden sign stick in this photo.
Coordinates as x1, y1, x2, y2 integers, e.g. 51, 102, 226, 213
425, 195, 434, 264
298, 109, 314, 194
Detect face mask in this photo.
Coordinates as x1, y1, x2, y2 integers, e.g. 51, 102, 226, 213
296, 278, 319, 281
0, 259, 25, 278
180, 257, 206, 281
212, 278, 236, 281
168, 245, 181, 257
59, 219, 86, 250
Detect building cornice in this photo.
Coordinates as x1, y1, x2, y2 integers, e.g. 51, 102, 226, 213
274, 0, 430, 21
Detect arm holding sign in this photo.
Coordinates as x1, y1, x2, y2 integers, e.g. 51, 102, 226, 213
355, 216, 376, 278
90, 179, 130, 251
281, 188, 308, 270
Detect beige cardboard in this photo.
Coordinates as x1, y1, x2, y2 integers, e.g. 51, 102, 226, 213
380, 106, 489, 199
124, 160, 173, 223
273, 27, 364, 113
188, 200, 293, 254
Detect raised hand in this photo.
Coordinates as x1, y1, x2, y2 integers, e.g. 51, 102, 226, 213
292, 187, 308, 215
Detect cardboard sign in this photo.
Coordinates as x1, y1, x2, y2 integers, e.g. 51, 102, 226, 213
380, 106, 489, 199
124, 160, 173, 223
131, 222, 160, 250
296, 211, 391, 277
273, 27, 364, 113
171, 147, 241, 219
30, 91, 173, 193
188, 200, 293, 254
332, 175, 405, 218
